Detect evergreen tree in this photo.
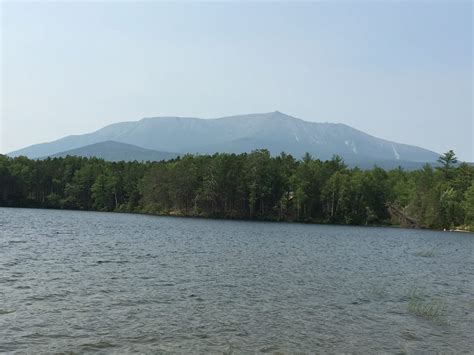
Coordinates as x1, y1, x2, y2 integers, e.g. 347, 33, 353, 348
1, 150, 472, 230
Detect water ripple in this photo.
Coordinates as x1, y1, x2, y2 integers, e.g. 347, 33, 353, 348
0, 207, 473, 353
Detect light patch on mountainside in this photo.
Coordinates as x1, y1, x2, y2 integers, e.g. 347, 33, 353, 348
345, 140, 358, 154
392, 144, 401, 160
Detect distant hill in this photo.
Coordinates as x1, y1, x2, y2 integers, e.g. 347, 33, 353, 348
45, 141, 180, 162
9, 111, 440, 165
347, 159, 442, 171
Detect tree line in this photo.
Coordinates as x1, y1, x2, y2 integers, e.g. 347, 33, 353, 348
1, 150, 473, 230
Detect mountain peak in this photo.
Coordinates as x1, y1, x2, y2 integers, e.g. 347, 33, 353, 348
265, 111, 299, 121
270, 110, 289, 117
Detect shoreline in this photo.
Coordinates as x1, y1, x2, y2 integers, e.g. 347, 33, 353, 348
2, 205, 473, 234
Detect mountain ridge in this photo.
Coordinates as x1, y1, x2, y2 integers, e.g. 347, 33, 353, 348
8, 111, 439, 163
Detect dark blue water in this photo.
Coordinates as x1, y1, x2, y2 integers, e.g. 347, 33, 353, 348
0, 208, 472, 353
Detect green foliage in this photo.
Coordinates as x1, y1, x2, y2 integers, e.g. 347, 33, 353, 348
0, 150, 472, 230
408, 290, 447, 323
437, 149, 458, 180
463, 182, 474, 229
414, 250, 437, 258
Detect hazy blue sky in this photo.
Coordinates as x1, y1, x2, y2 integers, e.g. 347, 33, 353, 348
1, 1, 472, 160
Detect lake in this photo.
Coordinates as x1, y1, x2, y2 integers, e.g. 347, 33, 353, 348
0, 208, 472, 353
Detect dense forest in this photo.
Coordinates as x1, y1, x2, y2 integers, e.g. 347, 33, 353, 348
1, 150, 473, 231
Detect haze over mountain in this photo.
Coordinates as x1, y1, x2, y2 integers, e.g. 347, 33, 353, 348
9, 112, 439, 164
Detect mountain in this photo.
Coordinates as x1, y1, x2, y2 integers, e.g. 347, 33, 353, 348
9, 111, 440, 164
44, 141, 180, 162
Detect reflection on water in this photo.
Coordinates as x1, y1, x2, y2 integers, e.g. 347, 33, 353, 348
0, 208, 473, 353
